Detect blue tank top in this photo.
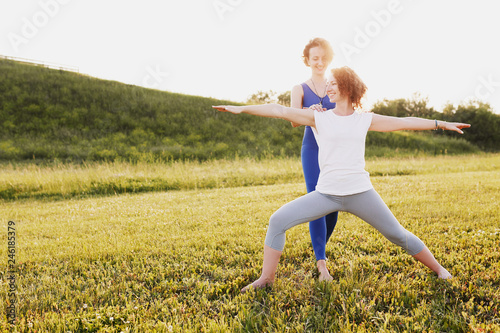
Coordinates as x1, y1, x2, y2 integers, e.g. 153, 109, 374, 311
300, 82, 336, 110
301, 82, 336, 147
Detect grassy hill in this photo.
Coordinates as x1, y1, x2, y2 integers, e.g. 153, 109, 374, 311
0, 58, 480, 162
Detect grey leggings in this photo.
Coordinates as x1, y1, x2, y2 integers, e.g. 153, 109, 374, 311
265, 189, 425, 256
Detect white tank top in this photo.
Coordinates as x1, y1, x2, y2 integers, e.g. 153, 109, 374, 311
312, 110, 374, 195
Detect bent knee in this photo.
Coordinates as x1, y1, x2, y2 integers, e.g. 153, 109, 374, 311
265, 212, 288, 251
269, 211, 286, 233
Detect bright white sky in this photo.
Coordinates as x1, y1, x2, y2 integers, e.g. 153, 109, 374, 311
1, 0, 500, 113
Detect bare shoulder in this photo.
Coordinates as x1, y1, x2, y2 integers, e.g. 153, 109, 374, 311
291, 84, 304, 95
291, 84, 305, 109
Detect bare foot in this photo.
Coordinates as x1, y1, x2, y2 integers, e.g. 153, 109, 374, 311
438, 268, 453, 279
318, 271, 334, 282
241, 277, 274, 293
317, 260, 333, 282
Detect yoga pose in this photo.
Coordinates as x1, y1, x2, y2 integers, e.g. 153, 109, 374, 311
292, 38, 338, 281
213, 66, 470, 292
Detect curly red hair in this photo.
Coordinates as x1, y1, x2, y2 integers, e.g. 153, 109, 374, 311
302, 38, 334, 66
331, 67, 367, 109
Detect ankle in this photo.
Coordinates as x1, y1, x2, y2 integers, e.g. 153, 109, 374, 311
317, 260, 329, 272
258, 275, 275, 284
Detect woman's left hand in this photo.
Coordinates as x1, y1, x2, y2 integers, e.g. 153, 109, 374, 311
440, 121, 471, 134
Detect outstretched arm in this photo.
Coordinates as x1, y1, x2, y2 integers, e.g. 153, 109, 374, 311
369, 114, 471, 134
212, 104, 316, 127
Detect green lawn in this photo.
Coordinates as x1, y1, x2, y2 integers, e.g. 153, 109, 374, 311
1, 155, 499, 332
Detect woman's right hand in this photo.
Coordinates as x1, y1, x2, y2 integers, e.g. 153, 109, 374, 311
308, 104, 327, 112
212, 105, 242, 114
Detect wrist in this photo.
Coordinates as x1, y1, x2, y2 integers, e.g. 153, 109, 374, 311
435, 120, 445, 130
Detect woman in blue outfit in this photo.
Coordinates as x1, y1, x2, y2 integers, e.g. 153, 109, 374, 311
291, 38, 337, 281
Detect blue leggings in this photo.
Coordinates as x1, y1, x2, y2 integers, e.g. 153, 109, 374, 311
301, 126, 338, 261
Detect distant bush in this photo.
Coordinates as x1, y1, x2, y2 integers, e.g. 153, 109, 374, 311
442, 102, 500, 151
372, 95, 499, 152
366, 131, 479, 157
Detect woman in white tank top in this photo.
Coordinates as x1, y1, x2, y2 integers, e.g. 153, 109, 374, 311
213, 66, 470, 292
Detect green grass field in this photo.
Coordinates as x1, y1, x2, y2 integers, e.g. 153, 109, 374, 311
1, 154, 499, 332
